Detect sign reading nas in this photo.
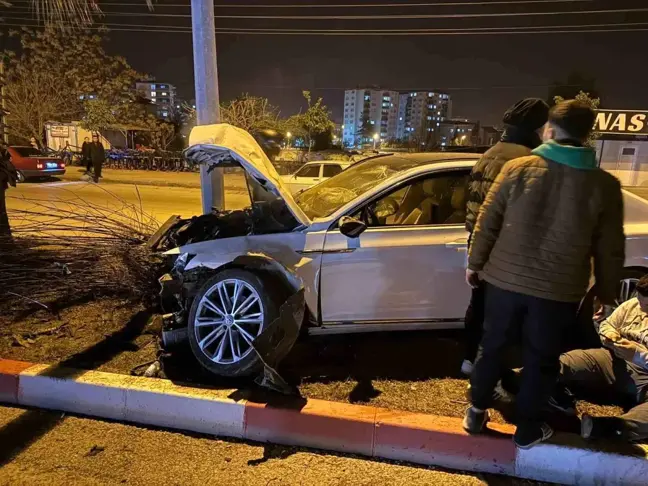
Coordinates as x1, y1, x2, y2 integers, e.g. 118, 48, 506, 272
594, 110, 648, 135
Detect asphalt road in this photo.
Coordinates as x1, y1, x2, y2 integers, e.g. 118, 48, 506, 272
0, 405, 527, 486
6, 178, 249, 228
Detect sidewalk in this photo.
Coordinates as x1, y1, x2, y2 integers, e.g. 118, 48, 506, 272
61, 168, 247, 191
1, 357, 647, 485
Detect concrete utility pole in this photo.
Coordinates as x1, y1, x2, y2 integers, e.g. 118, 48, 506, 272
191, 0, 225, 213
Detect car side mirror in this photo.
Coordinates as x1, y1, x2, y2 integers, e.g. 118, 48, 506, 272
339, 216, 366, 238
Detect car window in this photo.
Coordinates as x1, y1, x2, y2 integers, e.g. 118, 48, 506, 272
323, 164, 343, 178
12, 147, 42, 157
355, 171, 470, 227
295, 164, 320, 178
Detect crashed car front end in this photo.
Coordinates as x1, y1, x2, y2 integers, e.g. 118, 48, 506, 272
148, 124, 319, 390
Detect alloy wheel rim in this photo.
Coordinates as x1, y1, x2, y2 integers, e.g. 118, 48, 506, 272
194, 278, 264, 365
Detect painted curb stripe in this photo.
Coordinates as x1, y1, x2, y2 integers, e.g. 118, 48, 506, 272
244, 399, 378, 456
1, 359, 647, 485
0, 359, 38, 404
374, 410, 516, 475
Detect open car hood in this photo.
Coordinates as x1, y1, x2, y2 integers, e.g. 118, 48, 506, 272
186, 124, 309, 227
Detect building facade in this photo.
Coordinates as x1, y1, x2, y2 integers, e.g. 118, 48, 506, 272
342, 88, 400, 147
396, 91, 452, 147
136, 82, 177, 119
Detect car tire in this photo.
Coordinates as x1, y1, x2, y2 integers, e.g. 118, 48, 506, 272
16, 171, 25, 183
569, 267, 647, 352
187, 269, 278, 377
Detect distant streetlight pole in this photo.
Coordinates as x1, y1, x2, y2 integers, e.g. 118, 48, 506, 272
373, 133, 379, 150
286, 131, 292, 148
191, 0, 224, 213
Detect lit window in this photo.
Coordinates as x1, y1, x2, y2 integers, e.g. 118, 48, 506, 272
427, 116, 432, 120
441, 142, 446, 146
161, 92, 168, 96
162, 111, 168, 117
437, 111, 441, 115
371, 120, 375, 124
451, 129, 454, 132
399, 117, 403, 121
437, 123, 440, 126
428, 92, 433, 97
431, 128, 434, 132
151, 91, 157, 97
151, 84, 156, 89
434, 105, 437, 109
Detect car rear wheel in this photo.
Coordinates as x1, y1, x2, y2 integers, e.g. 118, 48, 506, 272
187, 269, 277, 377
15, 171, 25, 183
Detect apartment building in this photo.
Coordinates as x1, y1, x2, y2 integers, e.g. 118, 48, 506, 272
396, 91, 452, 145
135, 82, 177, 119
342, 88, 400, 147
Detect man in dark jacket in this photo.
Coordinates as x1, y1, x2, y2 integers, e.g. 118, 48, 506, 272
461, 98, 549, 376
89, 134, 105, 183
0, 142, 17, 237
463, 100, 625, 448
81, 137, 92, 173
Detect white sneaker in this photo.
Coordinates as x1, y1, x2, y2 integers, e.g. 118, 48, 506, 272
461, 359, 474, 376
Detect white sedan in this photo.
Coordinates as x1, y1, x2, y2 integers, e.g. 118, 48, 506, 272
281, 161, 351, 194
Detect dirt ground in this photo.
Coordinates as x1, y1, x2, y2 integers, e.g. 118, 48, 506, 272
0, 298, 623, 431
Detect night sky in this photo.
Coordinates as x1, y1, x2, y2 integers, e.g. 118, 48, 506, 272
4, 0, 648, 125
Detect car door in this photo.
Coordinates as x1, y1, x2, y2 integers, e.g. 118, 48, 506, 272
319, 169, 471, 325
289, 164, 322, 194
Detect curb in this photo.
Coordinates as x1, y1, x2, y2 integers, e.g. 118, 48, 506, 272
1, 359, 647, 485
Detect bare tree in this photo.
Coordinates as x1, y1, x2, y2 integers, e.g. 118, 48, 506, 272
220, 94, 281, 133
28, 1, 154, 28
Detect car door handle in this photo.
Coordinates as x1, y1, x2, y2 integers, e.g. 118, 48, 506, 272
445, 239, 468, 250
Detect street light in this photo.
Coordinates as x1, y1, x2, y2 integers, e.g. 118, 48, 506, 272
286, 131, 292, 148
373, 133, 379, 150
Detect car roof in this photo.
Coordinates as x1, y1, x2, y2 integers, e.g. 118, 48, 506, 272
354, 151, 481, 170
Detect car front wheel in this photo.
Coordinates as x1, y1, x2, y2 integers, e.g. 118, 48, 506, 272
187, 269, 277, 377
15, 171, 25, 183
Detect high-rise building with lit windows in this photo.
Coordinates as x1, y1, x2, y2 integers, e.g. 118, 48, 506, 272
136, 82, 177, 120
342, 88, 400, 148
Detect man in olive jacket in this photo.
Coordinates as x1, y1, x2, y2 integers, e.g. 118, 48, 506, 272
462, 98, 549, 375
463, 100, 625, 449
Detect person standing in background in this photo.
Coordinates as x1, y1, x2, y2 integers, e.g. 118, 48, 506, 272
81, 137, 92, 173
89, 134, 105, 183
461, 98, 549, 376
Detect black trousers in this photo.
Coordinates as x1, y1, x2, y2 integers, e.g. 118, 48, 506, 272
92, 159, 102, 183
464, 282, 485, 363
470, 283, 579, 428
560, 348, 648, 441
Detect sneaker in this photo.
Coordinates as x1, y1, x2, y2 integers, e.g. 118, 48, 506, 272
514, 423, 554, 449
547, 386, 576, 415
581, 413, 594, 439
461, 359, 474, 376
581, 414, 625, 440
462, 406, 489, 434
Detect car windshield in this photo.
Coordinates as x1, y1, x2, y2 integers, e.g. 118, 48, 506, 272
294, 155, 425, 219
13, 147, 42, 157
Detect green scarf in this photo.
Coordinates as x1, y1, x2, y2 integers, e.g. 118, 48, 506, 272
532, 140, 597, 170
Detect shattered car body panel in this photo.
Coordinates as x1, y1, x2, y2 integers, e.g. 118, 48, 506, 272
164, 232, 323, 319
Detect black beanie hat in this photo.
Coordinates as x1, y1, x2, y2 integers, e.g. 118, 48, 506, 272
502, 98, 550, 131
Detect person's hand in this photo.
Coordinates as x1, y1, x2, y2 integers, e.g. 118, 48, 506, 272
466, 269, 480, 289
612, 338, 639, 361
601, 328, 621, 348
594, 303, 614, 323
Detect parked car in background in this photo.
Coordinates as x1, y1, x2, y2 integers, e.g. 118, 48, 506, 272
281, 160, 351, 194
151, 124, 648, 379
8, 146, 66, 182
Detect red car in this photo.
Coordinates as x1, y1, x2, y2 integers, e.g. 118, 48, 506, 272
7, 146, 66, 182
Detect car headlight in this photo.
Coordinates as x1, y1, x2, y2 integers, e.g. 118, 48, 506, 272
172, 253, 192, 273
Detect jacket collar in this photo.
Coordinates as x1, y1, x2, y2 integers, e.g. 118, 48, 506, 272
532, 140, 597, 170
500, 125, 543, 150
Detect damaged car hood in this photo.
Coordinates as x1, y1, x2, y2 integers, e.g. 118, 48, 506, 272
186, 124, 310, 227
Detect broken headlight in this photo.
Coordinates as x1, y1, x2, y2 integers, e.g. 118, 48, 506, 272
172, 253, 193, 273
